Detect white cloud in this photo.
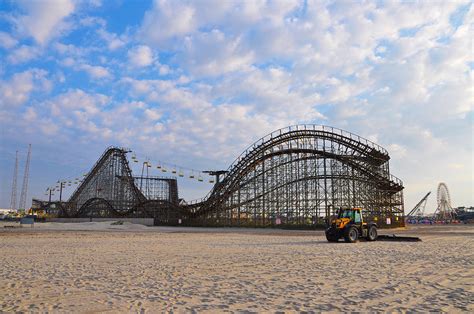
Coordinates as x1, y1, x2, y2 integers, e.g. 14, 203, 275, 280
58, 56, 112, 79
140, 0, 198, 44
139, 0, 301, 47
14, 0, 75, 45
159, 64, 171, 75
120, 73, 324, 159
39, 121, 60, 136
128, 45, 154, 67
181, 30, 254, 76
79, 64, 112, 79
211, 67, 324, 122
144, 108, 162, 121
20, 89, 114, 138
79, 16, 106, 28
54, 42, 86, 56
387, 143, 408, 158
0, 69, 50, 107
23, 107, 37, 122
0, 31, 18, 49
48, 89, 109, 116
97, 28, 126, 51
89, 0, 103, 8
7, 45, 41, 64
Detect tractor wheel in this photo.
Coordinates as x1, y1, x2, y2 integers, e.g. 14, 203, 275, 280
326, 232, 338, 242
344, 226, 359, 243
367, 225, 378, 241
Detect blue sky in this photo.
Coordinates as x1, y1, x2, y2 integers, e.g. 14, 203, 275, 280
0, 0, 472, 212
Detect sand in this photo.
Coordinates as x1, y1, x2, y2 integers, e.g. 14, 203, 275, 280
0, 222, 473, 312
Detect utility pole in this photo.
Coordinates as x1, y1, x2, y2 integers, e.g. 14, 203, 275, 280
59, 181, 65, 202
10, 151, 18, 210
46, 187, 53, 203
19, 144, 32, 210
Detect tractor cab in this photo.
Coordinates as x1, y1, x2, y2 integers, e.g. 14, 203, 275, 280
332, 208, 363, 229
337, 208, 362, 220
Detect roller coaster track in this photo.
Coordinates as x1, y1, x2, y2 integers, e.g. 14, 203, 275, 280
185, 125, 404, 225
69, 147, 145, 205
58, 125, 404, 227
66, 147, 152, 218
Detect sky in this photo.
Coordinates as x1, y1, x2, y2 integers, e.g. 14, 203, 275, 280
0, 0, 472, 212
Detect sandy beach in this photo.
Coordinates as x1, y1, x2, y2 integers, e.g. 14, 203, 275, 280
0, 222, 473, 312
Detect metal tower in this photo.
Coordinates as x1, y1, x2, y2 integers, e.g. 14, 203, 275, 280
9, 151, 18, 210
19, 144, 32, 210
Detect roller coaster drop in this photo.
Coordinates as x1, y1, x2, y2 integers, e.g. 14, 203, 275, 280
53, 125, 405, 228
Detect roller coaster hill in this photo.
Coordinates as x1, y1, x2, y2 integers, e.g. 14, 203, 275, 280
40, 125, 406, 228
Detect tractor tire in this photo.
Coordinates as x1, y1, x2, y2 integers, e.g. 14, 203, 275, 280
326, 232, 338, 242
344, 226, 359, 243
367, 225, 378, 241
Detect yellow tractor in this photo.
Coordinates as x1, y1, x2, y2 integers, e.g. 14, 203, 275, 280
325, 208, 378, 243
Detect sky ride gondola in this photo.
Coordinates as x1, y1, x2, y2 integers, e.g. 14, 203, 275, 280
127, 153, 216, 184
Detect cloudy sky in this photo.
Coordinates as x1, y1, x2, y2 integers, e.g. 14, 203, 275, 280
0, 0, 472, 212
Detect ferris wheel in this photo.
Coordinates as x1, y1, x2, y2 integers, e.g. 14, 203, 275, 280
434, 182, 455, 220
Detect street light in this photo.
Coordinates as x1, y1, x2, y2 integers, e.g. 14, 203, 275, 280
45, 187, 53, 203
58, 180, 66, 202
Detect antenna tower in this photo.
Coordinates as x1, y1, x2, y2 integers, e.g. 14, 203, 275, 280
19, 144, 32, 210
9, 151, 18, 210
